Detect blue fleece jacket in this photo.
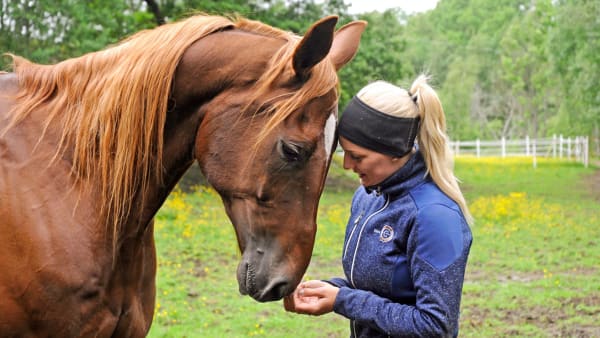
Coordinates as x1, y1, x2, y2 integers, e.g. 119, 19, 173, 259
328, 150, 472, 337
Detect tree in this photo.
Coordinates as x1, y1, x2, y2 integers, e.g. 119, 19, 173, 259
0, 0, 154, 69
548, 0, 600, 150
497, 0, 557, 138
337, 9, 407, 108
401, 0, 523, 139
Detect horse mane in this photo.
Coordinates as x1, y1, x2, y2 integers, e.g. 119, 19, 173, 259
5, 14, 339, 248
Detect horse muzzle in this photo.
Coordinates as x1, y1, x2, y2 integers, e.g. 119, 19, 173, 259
236, 250, 296, 302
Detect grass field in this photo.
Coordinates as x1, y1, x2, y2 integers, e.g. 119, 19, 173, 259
147, 156, 600, 337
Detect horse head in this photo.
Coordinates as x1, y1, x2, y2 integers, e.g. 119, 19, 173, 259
181, 17, 366, 301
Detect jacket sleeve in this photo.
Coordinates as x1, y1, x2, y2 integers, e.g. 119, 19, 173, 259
332, 203, 472, 337
324, 277, 352, 288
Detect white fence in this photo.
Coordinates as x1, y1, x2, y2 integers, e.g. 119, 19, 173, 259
449, 135, 590, 168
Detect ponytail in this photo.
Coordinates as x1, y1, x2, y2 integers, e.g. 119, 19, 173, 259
410, 75, 473, 224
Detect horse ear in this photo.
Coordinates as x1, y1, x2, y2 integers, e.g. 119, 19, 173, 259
329, 20, 368, 70
292, 16, 338, 79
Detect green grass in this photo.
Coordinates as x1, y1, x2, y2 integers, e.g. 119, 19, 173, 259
454, 157, 600, 337
148, 156, 600, 337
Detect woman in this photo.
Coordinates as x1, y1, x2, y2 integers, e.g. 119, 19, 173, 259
283, 75, 473, 337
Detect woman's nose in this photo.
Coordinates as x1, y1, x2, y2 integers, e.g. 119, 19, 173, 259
343, 153, 352, 170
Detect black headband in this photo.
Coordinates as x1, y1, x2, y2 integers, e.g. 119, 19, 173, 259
338, 96, 420, 157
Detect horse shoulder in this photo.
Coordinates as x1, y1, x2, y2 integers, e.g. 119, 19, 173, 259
0, 131, 123, 335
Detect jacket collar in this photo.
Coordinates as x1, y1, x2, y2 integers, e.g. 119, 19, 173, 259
364, 149, 428, 197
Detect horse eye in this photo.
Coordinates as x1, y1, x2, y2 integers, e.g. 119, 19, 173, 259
279, 140, 302, 163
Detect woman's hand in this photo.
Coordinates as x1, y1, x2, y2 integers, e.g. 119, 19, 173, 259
283, 280, 339, 316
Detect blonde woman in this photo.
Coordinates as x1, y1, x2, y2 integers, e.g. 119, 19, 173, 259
284, 75, 473, 337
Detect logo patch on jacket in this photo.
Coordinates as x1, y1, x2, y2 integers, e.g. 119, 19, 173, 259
376, 224, 394, 243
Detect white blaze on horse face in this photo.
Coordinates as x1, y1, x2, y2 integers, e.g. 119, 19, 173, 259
323, 113, 336, 160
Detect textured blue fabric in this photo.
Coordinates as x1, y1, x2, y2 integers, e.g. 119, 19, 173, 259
329, 150, 472, 337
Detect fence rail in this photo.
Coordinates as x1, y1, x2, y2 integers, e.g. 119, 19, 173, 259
449, 135, 590, 168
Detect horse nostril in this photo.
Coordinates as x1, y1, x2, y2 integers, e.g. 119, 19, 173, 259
258, 279, 290, 302
256, 248, 264, 255
273, 280, 290, 298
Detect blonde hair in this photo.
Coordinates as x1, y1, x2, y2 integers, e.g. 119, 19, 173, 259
357, 76, 472, 224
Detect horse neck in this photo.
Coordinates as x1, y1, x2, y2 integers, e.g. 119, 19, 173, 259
122, 106, 199, 239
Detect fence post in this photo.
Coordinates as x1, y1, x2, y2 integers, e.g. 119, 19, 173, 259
455, 140, 460, 156
585, 136, 589, 168
567, 137, 572, 159
501, 137, 506, 158
532, 138, 537, 169
559, 134, 563, 159
476, 139, 480, 158
575, 136, 581, 163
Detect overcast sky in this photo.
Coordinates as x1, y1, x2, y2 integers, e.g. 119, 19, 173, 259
346, 0, 439, 14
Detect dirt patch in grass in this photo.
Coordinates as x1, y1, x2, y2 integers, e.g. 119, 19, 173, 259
465, 269, 544, 283
463, 264, 600, 337
582, 165, 600, 201
463, 295, 600, 337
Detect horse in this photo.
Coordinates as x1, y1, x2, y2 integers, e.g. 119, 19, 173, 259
0, 14, 365, 336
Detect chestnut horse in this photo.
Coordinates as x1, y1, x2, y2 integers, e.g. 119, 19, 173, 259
0, 14, 365, 336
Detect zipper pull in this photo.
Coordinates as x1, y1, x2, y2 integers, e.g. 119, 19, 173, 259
354, 211, 364, 225
375, 186, 382, 196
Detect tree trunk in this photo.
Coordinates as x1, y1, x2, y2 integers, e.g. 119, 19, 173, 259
144, 0, 165, 26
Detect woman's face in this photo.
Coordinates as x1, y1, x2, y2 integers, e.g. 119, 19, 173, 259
339, 137, 408, 187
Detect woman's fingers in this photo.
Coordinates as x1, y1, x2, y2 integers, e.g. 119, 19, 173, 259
298, 280, 335, 299
291, 298, 322, 314
301, 280, 328, 289
283, 280, 338, 316
299, 286, 326, 298
297, 280, 328, 298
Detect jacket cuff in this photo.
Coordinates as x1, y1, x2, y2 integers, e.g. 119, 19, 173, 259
332, 286, 353, 318
324, 277, 350, 288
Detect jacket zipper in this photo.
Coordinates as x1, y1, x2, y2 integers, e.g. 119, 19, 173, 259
343, 211, 364, 260
348, 196, 390, 288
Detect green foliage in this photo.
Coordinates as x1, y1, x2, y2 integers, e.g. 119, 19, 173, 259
497, 0, 557, 138
395, 0, 599, 146
337, 9, 407, 108
548, 0, 600, 137
1, 0, 598, 149
0, 0, 155, 69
